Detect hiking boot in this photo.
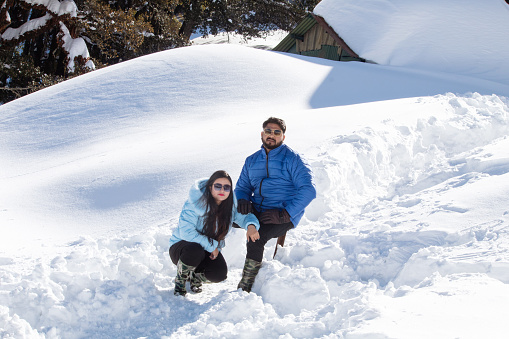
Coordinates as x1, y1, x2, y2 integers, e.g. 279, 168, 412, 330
190, 271, 209, 293
237, 258, 262, 293
174, 259, 196, 296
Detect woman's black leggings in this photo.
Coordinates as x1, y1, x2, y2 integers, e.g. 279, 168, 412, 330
169, 240, 227, 283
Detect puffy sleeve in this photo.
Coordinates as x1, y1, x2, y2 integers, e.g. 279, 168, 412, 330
176, 201, 219, 253
284, 153, 317, 222
232, 208, 260, 231
234, 157, 255, 201
216, 207, 259, 250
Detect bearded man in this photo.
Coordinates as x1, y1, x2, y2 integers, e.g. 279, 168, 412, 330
235, 117, 316, 292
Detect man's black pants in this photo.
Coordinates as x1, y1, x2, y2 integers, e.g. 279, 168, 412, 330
246, 222, 294, 262
169, 240, 227, 283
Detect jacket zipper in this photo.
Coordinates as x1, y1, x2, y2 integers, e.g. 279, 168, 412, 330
258, 153, 269, 210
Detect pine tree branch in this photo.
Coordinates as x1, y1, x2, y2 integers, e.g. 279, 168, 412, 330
0, 86, 37, 98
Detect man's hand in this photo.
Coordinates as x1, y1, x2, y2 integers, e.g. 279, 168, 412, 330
237, 199, 252, 215
210, 248, 219, 260
259, 209, 291, 224
246, 225, 260, 242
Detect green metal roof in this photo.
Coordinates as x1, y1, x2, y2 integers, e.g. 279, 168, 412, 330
273, 14, 317, 52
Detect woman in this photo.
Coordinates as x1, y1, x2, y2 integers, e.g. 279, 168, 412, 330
169, 170, 260, 296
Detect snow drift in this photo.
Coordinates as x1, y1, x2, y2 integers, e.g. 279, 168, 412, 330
1, 40, 509, 339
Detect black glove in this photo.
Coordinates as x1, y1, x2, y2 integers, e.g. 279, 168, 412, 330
237, 199, 252, 215
259, 209, 291, 224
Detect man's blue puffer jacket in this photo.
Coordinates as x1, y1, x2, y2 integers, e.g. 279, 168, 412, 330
235, 144, 316, 227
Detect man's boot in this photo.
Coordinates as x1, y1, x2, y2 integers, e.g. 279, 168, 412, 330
174, 259, 196, 296
237, 258, 262, 292
190, 271, 210, 293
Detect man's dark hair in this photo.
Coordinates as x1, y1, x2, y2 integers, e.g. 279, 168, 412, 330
263, 117, 286, 133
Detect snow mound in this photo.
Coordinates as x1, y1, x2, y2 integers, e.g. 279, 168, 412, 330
1, 43, 509, 337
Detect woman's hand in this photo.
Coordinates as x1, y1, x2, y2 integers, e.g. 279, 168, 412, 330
210, 248, 219, 260
246, 225, 260, 242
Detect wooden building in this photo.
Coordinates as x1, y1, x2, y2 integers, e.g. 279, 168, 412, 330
273, 13, 365, 63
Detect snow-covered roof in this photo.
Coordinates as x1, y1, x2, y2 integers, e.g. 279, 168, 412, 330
314, 0, 509, 85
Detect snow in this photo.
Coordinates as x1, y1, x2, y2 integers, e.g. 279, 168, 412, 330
59, 22, 95, 71
1, 14, 52, 41
25, 0, 77, 17
314, 0, 509, 85
1, 2, 509, 338
191, 30, 288, 50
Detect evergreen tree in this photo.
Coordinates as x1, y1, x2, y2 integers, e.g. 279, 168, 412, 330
139, 0, 188, 52
0, 0, 93, 103
97, 0, 188, 54
176, 0, 319, 40
76, 0, 155, 65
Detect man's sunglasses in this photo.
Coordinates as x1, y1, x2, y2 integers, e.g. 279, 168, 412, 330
213, 183, 231, 192
263, 128, 283, 136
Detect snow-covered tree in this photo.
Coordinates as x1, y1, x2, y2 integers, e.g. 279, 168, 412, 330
1, 0, 94, 73
77, 0, 184, 64
0, 0, 94, 103
77, 0, 153, 65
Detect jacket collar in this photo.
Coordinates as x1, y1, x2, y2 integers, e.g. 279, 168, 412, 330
260, 143, 285, 158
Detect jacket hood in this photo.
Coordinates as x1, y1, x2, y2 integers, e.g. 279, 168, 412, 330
188, 178, 207, 204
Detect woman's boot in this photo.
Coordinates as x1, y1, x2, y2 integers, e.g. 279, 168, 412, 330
237, 258, 262, 292
174, 259, 196, 296
190, 271, 209, 293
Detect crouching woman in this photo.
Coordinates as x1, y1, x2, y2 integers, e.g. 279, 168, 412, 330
169, 170, 260, 296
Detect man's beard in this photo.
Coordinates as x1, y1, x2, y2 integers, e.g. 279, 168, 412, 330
262, 137, 283, 150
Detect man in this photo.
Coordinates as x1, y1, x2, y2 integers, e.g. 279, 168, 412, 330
235, 117, 316, 292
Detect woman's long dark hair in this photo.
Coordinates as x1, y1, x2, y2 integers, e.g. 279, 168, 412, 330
199, 170, 234, 245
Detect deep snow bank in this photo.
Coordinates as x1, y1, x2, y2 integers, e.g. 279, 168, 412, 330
2, 93, 509, 338
1, 45, 509, 257
2, 44, 509, 337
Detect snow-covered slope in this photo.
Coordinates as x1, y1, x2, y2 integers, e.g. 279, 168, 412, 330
1, 44, 509, 338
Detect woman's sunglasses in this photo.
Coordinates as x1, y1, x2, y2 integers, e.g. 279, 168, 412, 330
213, 183, 231, 192
263, 128, 283, 136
